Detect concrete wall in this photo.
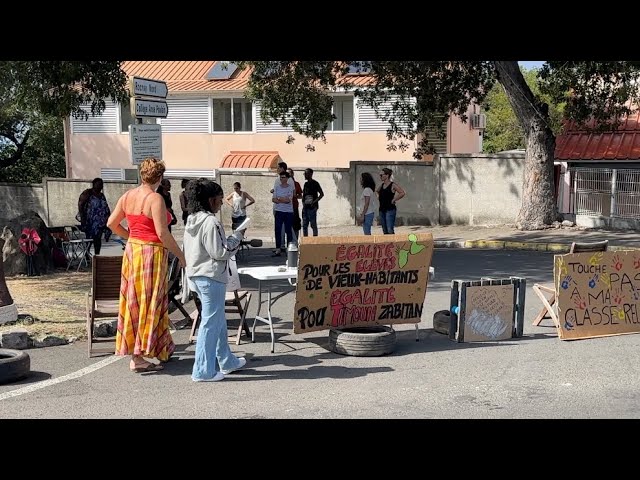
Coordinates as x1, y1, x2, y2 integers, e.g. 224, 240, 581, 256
217, 168, 353, 230
353, 162, 438, 226
0, 153, 527, 230
44, 178, 137, 227
438, 153, 524, 225
0, 183, 46, 221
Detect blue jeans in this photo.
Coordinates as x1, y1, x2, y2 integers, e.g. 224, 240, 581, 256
302, 207, 318, 236
379, 209, 397, 234
274, 211, 293, 250
362, 212, 374, 235
190, 276, 244, 381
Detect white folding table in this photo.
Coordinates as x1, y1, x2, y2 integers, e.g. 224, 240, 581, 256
237, 266, 298, 353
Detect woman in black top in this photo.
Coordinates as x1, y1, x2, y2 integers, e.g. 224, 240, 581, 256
376, 167, 406, 234
156, 179, 178, 232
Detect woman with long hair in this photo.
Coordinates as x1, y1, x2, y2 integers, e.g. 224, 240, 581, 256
357, 172, 378, 235
376, 167, 406, 234
107, 158, 186, 373
183, 178, 247, 382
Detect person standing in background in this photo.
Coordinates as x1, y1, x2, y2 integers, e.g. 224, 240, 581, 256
376, 167, 405, 234
301, 168, 324, 237
77, 178, 111, 255
156, 179, 177, 232
225, 182, 255, 231
287, 168, 303, 241
270, 161, 294, 253
179, 179, 190, 225
272, 171, 294, 256
357, 172, 378, 235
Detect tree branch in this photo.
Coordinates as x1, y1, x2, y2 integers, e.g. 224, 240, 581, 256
0, 129, 30, 169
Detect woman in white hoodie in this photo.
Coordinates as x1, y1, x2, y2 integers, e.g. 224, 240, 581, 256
183, 179, 248, 382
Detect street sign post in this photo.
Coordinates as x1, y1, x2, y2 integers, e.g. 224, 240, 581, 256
129, 76, 168, 99
131, 98, 168, 119
129, 124, 163, 165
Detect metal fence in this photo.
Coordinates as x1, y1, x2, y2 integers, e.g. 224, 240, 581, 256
571, 167, 640, 220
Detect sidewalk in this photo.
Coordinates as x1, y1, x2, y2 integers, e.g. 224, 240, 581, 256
235, 223, 639, 252
161, 223, 639, 253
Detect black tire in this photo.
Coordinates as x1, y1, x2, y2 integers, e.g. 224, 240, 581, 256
328, 326, 396, 357
0, 349, 30, 385
433, 310, 450, 335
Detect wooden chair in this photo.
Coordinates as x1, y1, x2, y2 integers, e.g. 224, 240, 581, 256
86, 256, 123, 358
532, 240, 609, 327
189, 289, 252, 345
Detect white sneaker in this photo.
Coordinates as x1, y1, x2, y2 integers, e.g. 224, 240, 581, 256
221, 357, 247, 375
192, 372, 225, 382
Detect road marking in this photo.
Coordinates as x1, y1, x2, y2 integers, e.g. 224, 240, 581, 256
0, 355, 123, 401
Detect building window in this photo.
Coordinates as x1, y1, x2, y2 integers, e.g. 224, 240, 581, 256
120, 103, 158, 133
212, 97, 253, 132
327, 95, 354, 132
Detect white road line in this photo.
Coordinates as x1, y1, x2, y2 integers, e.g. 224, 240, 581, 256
0, 355, 123, 401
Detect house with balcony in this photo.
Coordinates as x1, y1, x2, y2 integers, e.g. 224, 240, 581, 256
65, 61, 487, 180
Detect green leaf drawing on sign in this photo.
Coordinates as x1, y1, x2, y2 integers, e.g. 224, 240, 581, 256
399, 249, 409, 268
410, 242, 425, 255
408, 233, 417, 242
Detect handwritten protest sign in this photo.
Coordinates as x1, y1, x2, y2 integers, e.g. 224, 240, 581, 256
293, 233, 434, 334
554, 250, 640, 340
463, 284, 515, 342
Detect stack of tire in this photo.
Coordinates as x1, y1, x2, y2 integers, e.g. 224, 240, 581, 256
0, 349, 30, 384
328, 326, 396, 356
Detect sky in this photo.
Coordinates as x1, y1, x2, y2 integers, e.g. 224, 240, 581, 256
518, 61, 545, 70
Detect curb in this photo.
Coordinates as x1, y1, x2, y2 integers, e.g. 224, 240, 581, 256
251, 237, 639, 253
434, 240, 639, 252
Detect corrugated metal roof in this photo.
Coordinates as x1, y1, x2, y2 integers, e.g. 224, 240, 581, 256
121, 61, 375, 93
220, 151, 281, 169
555, 110, 640, 161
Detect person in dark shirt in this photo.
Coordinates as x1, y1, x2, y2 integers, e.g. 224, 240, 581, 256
301, 168, 324, 237
156, 179, 177, 232
376, 167, 406, 234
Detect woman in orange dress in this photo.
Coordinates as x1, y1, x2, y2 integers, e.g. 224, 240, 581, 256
107, 157, 186, 373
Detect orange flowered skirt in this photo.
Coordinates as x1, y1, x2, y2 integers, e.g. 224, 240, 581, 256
115, 239, 175, 361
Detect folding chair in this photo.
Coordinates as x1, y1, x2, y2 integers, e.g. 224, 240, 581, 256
532, 240, 608, 327
189, 288, 253, 345
86, 255, 123, 358
167, 255, 193, 330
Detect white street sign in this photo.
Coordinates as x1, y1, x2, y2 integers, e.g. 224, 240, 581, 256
131, 98, 168, 118
129, 124, 162, 165
130, 76, 168, 99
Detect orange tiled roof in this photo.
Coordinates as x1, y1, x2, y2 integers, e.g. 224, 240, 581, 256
555, 109, 640, 161
121, 61, 375, 93
220, 151, 281, 169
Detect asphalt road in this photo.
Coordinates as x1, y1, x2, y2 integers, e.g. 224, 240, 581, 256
2, 248, 640, 419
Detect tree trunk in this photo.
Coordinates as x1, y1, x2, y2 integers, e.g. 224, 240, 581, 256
0, 258, 14, 307
493, 61, 558, 230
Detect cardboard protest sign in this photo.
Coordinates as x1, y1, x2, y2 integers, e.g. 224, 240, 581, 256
462, 284, 515, 342
554, 250, 640, 340
293, 233, 434, 334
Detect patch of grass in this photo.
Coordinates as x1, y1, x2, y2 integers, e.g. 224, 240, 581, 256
1, 272, 92, 339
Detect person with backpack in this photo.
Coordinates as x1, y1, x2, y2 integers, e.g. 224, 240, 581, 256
77, 178, 111, 255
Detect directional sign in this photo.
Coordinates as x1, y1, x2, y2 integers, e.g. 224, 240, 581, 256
131, 98, 168, 118
129, 124, 162, 165
129, 76, 168, 99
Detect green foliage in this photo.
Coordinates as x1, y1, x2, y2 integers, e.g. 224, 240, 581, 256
238, 61, 495, 158
0, 115, 65, 183
482, 67, 565, 153
0, 61, 128, 181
